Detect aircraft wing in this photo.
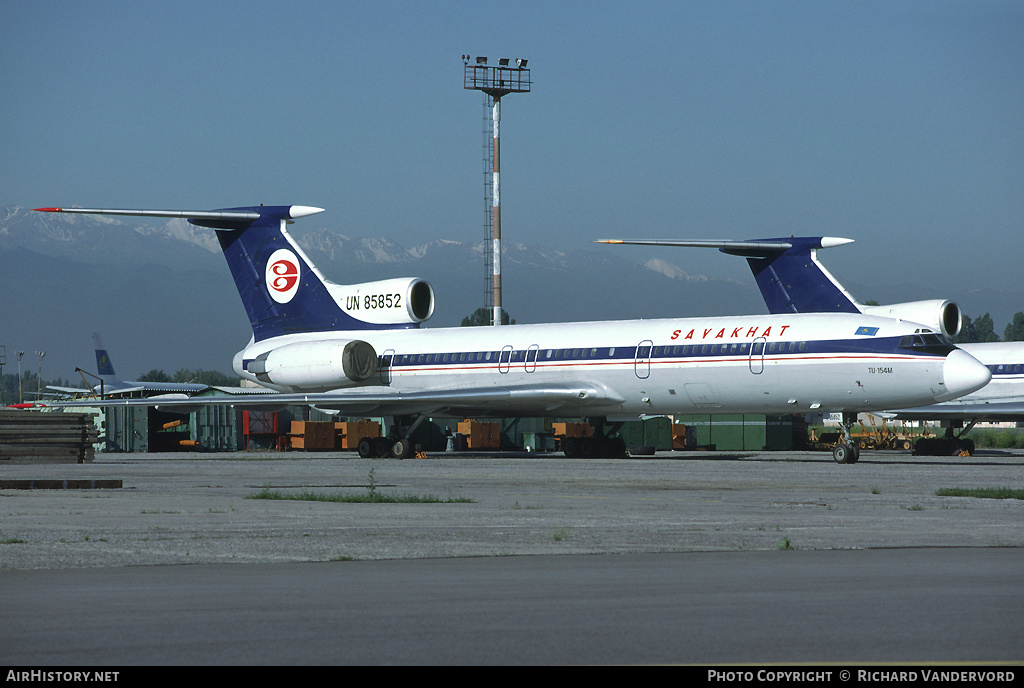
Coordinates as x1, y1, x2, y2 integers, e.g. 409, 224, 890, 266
47, 382, 208, 397
121, 382, 209, 393
44, 382, 627, 418
46, 385, 93, 394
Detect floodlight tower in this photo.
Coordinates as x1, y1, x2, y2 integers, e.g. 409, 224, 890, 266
463, 55, 531, 326
36, 350, 45, 397
16, 351, 24, 404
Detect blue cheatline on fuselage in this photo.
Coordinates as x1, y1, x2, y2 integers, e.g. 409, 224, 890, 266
369, 334, 948, 372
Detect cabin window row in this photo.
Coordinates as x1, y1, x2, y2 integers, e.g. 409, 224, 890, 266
380, 341, 810, 367
988, 364, 1024, 374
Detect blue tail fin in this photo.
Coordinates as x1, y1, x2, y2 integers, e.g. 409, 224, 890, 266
717, 237, 861, 314
92, 332, 117, 379
191, 206, 359, 340
597, 235, 961, 336
720, 237, 960, 336
190, 205, 430, 341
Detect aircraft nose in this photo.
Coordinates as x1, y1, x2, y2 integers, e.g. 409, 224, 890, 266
936, 349, 991, 402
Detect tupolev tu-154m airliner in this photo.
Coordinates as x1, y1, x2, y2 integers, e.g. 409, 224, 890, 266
34, 205, 990, 463
598, 235, 1023, 456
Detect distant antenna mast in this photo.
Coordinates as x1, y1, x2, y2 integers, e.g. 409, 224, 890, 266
463, 55, 531, 325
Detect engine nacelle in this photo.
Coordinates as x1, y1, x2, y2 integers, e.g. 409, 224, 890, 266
860, 300, 961, 338
244, 339, 379, 390
325, 277, 435, 327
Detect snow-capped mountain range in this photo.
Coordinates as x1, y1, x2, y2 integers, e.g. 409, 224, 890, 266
1, 206, 1015, 381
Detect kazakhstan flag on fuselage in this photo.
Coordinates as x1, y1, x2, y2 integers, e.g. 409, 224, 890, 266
854, 326, 880, 336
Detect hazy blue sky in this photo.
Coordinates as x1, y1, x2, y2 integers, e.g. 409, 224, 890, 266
4, 0, 1023, 292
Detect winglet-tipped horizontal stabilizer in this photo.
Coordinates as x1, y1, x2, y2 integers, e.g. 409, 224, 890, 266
32, 206, 325, 222
32, 204, 431, 340
598, 236, 860, 314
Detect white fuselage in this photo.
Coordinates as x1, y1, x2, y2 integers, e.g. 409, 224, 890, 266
956, 342, 1024, 403
234, 312, 987, 419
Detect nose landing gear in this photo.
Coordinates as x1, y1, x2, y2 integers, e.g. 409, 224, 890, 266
832, 413, 861, 464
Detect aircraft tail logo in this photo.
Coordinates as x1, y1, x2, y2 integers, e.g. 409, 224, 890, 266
266, 249, 301, 304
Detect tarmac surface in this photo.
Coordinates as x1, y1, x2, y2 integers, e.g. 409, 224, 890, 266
2, 448, 1022, 665
2, 448, 1023, 567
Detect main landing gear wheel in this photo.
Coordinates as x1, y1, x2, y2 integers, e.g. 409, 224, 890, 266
357, 436, 413, 459
562, 436, 581, 458
390, 438, 413, 459
357, 437, 376, 458
562, 435, 629, 458
832, 443, 860, 464
374, 437, 393, 458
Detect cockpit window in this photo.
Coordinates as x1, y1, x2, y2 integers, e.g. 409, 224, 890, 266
898, 333, 956, 356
